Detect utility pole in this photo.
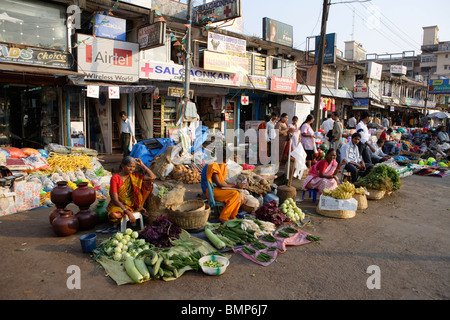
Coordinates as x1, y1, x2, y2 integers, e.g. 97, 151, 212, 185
313, 0, 331, 131
184, 0, 193, 101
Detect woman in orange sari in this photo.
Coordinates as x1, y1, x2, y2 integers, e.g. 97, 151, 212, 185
201, 162, 246, 224
108, 156, 156, 223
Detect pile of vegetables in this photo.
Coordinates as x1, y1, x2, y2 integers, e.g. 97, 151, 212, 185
254, 200, 290, 226
279, 198, 305, 222
171, 165, 201, 184
157, 186, 170, 198
138, 216, 182, 248
93, 228, 150, 262
355, 164, 401, 192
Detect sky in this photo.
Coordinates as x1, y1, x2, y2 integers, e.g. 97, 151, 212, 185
229, 0, 450, 56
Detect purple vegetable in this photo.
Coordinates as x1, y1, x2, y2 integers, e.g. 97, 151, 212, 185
138, 216, 182, 248
254, 200, 290, 226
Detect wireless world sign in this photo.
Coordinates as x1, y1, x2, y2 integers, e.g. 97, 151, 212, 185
77, 34, 139, 83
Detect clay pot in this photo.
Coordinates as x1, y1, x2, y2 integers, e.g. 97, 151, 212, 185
52, 209, 79, 237
94, 199, 109, 223
72, 182, 96, 210
76, 209, 98, 230
49, 208, 63, 225
50, 180, 72, 207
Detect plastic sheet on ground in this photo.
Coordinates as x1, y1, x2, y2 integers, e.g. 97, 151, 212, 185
232, 226, 312, 266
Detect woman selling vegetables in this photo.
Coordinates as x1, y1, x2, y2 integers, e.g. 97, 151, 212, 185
201, 162, 246, 224
108, 157, 157, 223
302, 149, 347, 195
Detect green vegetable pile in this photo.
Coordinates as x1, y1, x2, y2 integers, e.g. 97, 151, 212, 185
203, 260, 224, 268
355, 165, 401, 192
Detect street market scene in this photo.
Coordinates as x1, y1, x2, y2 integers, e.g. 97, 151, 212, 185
0, 0, 449, 305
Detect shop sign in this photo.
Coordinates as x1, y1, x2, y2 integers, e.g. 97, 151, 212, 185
168, 87, 194, 99
367, 61, 382, 80
315, 33, 336, 64
353, 98, 369, 110
0, 43, 72, 69
119, 0, 151, 9
207, 32, 246, 55
429, 79, 450, 94
354, 86, 369, 98
403, 97, 436, 108
390, 65, 407, 75
77, 34, 139, 83
194, 0, 241, 25
139, 60, 241, 87
94, 14, 126, 41
241, 75, 269, 90
138, 22, 166, 50
263, 18, 294, 47
241, 95, 249, 105
204, 50, 248, 74
270, 76, 296, 93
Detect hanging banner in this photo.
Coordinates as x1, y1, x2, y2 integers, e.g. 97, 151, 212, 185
194, 0, 241, 25
119, 0, 151, 10
109, 86, 120, 99
429, 79, 450, 94
203, 50, 248, 74
94, 14, 126, 41
138, 22, 166, 50
353, 98, 369, 110
87, 85, 99, 98
207, 31, 246, 55
270, 76, 296, 93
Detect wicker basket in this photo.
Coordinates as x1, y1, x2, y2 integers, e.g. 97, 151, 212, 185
173, 200, 205, 213
353, 193, 368, 210
316, 205, 356, 219
366, 189, 385, 200
167, 202, 210, 231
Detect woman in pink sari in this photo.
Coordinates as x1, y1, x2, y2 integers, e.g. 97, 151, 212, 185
302, 149, 347, 194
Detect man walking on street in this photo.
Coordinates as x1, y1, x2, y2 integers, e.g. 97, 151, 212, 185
321, 113, 334, 148
356, 111, 375, 166
120, 111, 136, 157
347, 113, 357, 129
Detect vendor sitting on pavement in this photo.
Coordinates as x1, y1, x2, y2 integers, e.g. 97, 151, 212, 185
201, 162, 246, 224
339, 132, 373, 183
107, 156, 156, 224
370, 139, 391, 164
420, 137, 447, 159
380, 128, 396, 155
302, 149, 347, 195
437, 126, 450, 143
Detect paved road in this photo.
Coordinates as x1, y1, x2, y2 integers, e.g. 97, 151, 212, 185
0, 174, 449, 305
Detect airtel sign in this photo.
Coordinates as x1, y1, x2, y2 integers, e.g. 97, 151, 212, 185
77, 34, 139, 82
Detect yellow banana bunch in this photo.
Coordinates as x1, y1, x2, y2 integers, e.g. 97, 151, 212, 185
323, 189, 333, 196
331, 189, 354, 200
339, 181, 356, 193
355, 187, 366, 195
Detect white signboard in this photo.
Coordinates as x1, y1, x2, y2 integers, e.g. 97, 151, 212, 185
77, 34, 139, 83
139, 60, 241, 87
241, 95, 249, 105
390, 65, 407, 75
367, 61, 382, 80
207, 32, 246, 55
87, 85, 99, 98
119, 0, 151, 10
109, 86, 120, 99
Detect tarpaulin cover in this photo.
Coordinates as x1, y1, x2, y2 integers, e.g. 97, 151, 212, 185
232, 226, 312, 266
190, 125, 210, 154
130, 138, 176, 167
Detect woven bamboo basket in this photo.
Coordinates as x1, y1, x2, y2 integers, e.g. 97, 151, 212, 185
167, 202, 210, 231
353, 193, 368, 210
315, 205, 356, 219
366, 189, 385, 200
173, 200, 205, 213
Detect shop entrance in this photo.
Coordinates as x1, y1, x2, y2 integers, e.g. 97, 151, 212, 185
111, 99, 123, 154
0, 85, 60, 148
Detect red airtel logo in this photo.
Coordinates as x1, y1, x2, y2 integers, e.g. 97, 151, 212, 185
85, 45, 132, 67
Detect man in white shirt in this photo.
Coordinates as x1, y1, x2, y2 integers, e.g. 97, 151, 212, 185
370, 139, 390, 164
120, 111, 136, 157
321, 113, 334, 147
265, 112, 278, 157
347, 114, 357, 129
356, 111, 376, 166
382, 116, 389, 128
339, 132, 370, 183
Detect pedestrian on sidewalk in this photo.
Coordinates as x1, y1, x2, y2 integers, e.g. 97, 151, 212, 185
120, 111, 136, 157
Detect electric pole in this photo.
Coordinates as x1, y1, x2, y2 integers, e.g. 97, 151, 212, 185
184, 0, 193, 101
313, 0, 331, 131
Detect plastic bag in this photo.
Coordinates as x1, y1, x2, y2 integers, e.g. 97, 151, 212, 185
46, 143, 70, 154
226, 160, 243, 183
2, 147, 26, 158
21, 148, 40, 156
291, 144, 308, 179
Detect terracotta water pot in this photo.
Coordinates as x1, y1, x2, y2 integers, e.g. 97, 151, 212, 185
52, 209, 79, 237
49, 181, 73, 224
72, 182, 96, 210
72, 182, 98, 230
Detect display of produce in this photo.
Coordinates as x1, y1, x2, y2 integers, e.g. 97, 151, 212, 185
138, 216, 182, 248
355, 164, 401, 192
95, 228, 149, 262
46, 153, 93, 173
254, 200, 290, 226
279, 198, 305, 222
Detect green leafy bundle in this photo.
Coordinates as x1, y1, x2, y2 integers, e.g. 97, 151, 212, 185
355, 165, 401, 192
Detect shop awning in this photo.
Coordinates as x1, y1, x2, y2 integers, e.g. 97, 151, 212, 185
0, 63, 83, 77
68, 79, 156, 93
370, 102, 385, 109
